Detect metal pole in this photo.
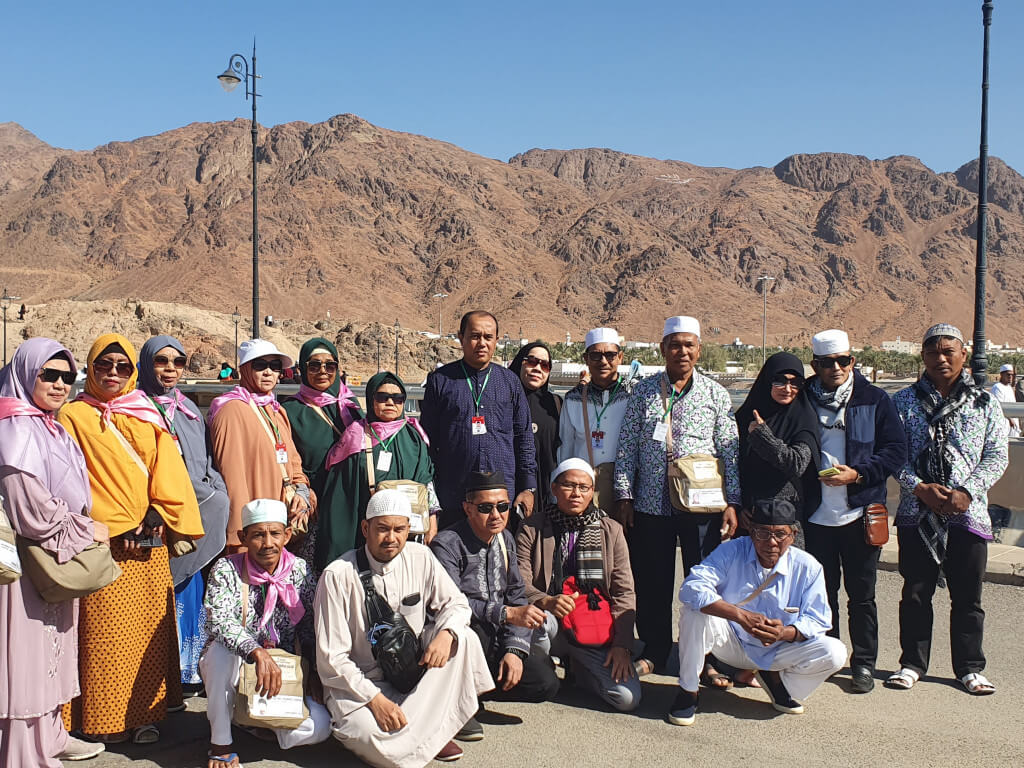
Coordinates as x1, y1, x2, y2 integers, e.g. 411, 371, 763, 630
376, 329, 381, 373
762, 286, 767, 365
971, 1, 994, 386
234, 315, 239, 370
250, 42, 260, 340
394, 321, 400, 374
2, 306, 6, 367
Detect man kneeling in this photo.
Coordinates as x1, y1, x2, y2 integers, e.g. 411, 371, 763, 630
200, 499, 331, 768
315, 490, 494, 767
669, 499, 844, 726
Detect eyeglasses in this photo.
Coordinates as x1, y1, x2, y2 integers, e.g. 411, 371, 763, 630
749, 527, 793, 543
250, 358, 283, 373
154, 355, 187, 369
306, 360, 338, 374
770, 375, 803, 390
523, 355, 551, 372
39, 368, 76, 385
556, 481, 594, 494
373, 392, 407, 405
813, 355, 853, 369
93, 359, 134, 377
471, 501, 510, 515
585, 350, 620, 364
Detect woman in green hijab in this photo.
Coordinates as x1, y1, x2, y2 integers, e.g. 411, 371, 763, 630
281, 338, 362, 565
318, 371, 440, 569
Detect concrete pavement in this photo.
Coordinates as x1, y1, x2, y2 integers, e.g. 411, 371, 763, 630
79, 568, 1023, 768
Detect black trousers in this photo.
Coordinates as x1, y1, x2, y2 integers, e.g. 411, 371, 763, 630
470, 622, 559, 703
628, 511, 722, 669
805, 518, 881, 669
896, 525, 987, 679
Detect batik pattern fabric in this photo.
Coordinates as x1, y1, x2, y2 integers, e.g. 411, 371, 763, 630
174, 572, 206, 685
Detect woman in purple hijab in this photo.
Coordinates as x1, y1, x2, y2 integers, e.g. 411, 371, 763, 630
0, 338, 109, 765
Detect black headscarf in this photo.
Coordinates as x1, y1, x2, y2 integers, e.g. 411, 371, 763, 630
736, 352, 821, 512
510, 341, 562, 499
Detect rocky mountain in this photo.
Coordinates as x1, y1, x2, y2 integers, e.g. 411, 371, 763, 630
1, 116, 1023, 351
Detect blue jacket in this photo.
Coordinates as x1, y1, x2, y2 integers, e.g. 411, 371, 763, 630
808, 370, 907, 509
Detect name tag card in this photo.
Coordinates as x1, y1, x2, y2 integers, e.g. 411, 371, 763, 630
471, 416, 487, 435
377, 451, 393, 472
652, 422, 668, 443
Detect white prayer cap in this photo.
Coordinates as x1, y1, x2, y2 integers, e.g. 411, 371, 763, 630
238, 338, 294, 369
662, 316, 701, 340
241, 499, 288, 528
585, 327, 620, 349
811, 329, 850, 356
365, 489, 414, 521
552, 458, 596, 483
999, 363, 1014, 373
923, 323, 964, 345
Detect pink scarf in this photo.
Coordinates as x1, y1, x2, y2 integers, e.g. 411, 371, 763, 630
152, 389, 200, 422
296, 381, 358, 409
207, 386, 279, 424
0, 396, 60, 436
325, 416, 430, 470
75, 389, 167, 431
238, 550, 305, 646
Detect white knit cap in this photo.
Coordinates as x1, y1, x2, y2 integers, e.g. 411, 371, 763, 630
552, 458, 596, 483
811, 329, 850, 356
241, 499, 288, 528
365, 488, 414, 521
662, 316, 701, 340
238, 338, 294, 369
585, 327, 620, 349
999, 363, 1014, 373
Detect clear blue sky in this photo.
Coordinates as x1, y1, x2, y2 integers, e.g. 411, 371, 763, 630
3, 1, 1022, 173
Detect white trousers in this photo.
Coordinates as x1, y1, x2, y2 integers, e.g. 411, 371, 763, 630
677, 606, 845, 702
199, 641, 332, 749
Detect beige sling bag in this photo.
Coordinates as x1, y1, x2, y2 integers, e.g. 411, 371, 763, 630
662, 378, 727, 514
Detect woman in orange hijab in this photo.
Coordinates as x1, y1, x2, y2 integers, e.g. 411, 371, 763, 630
58, 334, 202, 744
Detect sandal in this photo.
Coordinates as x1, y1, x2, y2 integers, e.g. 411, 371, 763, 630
700, 663, 733, 690
208, 752, 242, 767
884, 668, 919, 690
92, 731, 130, 744
131, 725, 159, 745
960, 672, 995, 696
733, 669, 761, 688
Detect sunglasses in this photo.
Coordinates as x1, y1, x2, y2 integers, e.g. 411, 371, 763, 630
93, 359, 134, 377
750, 527, 793, 543
813, 355, 853, 369
557, 481, 594, 494
39, 368, 76, 385
770, 375, 803, 390
471, 501, 511, 515
154, 355, 187, 369
373, 392, 407, 405
585, 350, 619, 364
251, 358, 283, 373
523, 355, 551, 372
306, 360, 338, 374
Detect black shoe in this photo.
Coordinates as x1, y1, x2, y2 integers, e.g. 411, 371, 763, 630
454, 717, 483, 742
666, 690, 698, 726
754, 671, 804, 714
851, 665, 875, 693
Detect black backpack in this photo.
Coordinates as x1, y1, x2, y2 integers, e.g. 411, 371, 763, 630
356, 548, 426, 694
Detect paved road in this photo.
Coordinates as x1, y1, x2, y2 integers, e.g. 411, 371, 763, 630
82, 568, 1023, 768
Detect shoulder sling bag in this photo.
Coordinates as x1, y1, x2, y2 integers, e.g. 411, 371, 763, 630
662, 377, 727, 514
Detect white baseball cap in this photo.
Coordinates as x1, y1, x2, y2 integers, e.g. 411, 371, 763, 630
999, 363, 1014, 373
238, 339, 294, 369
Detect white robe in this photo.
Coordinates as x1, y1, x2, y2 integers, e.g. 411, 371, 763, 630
314, 542, 494, 768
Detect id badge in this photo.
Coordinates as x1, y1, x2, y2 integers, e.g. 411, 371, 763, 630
652, 421, 668, 443
275, 443, 288, 464
471, 415, 487, 435
377, 451, 393, 472
591, 430, 604, 450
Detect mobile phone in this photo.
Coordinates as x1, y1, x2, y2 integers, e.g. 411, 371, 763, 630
818, 467, 841, 478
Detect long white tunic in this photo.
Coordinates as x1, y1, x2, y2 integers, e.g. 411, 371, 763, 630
314, 542, 493, 768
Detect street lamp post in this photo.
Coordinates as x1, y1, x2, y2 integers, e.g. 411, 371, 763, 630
375, 325, 382, 373
394, 319, 400, 375
971, 1, 995, 386
232, 307, 241, 371
1, 289, 10, 367
217, 42, 262, 339
757, 276, 775, 365
432, 293, 448, 336
502, 333, 511, 363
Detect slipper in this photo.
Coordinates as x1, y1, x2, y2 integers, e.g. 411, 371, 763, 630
960, 672, 995, 696
733, 669, 761, 688
208, 752, 243, 767
884, 668, 919, 690
131, 725, 159, 745
700, 666, 733, 690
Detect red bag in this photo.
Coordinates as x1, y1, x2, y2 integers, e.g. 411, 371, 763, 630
560, 576, 614, 647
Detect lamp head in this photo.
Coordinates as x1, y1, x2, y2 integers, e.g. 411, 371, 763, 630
217, 68, 242, 92
0, 289, 9, 310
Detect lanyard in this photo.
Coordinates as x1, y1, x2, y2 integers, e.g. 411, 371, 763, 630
147, 396, 178, 439
369, 421, 402, 452
460, 362, 491, 416
590, 377, 621, 430
258, 405, 283, 444
661, 375, 689, 422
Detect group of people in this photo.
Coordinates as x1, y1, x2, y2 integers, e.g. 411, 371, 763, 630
0, 309, 1009, 768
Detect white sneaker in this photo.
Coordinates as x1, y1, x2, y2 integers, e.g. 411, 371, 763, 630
57, 736, 106, 761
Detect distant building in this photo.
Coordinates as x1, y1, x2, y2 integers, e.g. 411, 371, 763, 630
881, 338, 917, 354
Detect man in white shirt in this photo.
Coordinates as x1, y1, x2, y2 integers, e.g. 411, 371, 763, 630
989, 364, 1019, 438
557, 327, 634, 519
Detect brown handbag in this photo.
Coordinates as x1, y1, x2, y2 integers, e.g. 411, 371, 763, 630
863, 503, 890, 547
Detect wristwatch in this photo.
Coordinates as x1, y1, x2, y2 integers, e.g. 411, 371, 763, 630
505, 647, 529, 662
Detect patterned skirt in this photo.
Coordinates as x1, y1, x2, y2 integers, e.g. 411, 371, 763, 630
62, 541, 183, 736
174, 571, 207, 686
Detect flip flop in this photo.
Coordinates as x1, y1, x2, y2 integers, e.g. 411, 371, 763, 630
884, 668, 919, 690
208, 752, 243, 767
960, 672, 995, 696
700, 666, 734, 690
